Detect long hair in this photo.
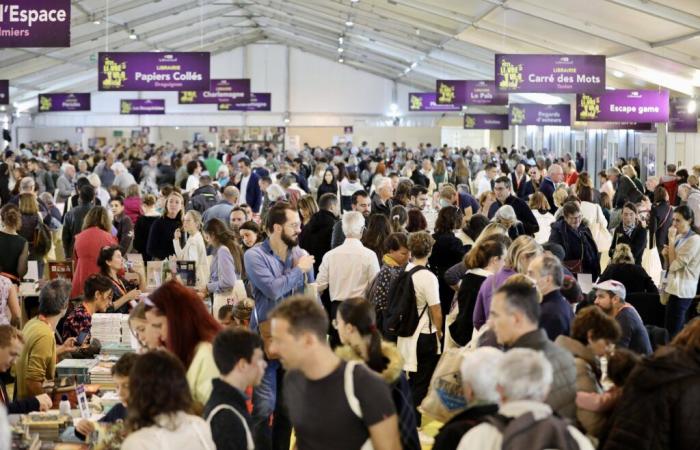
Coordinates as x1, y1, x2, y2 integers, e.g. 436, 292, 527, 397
162, 191, 185, 221
204, 218, 245, 277
361, 214, 392, 260
97, 245, 121, 275
147, 280, 222, 367
82, 206, 111, 232
338, 297, 386, 373
18, 193, 39, 215
389, 205, 407, 233
674, 205, 700, 235
126, 350, 193, 432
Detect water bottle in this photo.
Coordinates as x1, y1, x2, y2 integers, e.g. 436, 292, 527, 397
59, 394, 71, 417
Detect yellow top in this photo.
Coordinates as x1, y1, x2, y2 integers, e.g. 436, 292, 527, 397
15, 318, 56, 399
186, 341, 219, 408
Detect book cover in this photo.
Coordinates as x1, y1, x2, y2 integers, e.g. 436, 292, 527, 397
48, 261, 73, 280
176, 261, 197, 287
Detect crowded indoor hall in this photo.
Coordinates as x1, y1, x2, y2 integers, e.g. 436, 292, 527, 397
2, 0, 700, 449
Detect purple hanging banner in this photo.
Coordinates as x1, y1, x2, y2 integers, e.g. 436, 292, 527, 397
178, 79, 251, 104
120, 99, 165, 115
409, 92, 461, 111
37, 93, 90, 112
571, 121, 654, 131
0, 80, 8, 105
463, 114, 509, 130
495, 54, 605, 94
98, 52, 210, 91
435, 81, 507, 105
668, 97, 698, 133
576, 90, 669, 122
509, 104, 571, 126
218, 93, 271, 111
0, 0, 71, 47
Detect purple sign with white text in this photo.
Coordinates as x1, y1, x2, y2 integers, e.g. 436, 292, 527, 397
0, 0, 71, 47
509, 104, 571, 126
0, 80, 8, 105
98, 52, 210, 91
496, 54, 605, 93
409, 92, 461, 111
463, 114, 509, 130
120, 99, 165, 115
178, 79, 251, 104
571, 121, 654, 131
38, 93, 90, 112
576, 90, 669, 122
435, 81, 507, 105
668, 97, 698, 133
218, 93, 271, 111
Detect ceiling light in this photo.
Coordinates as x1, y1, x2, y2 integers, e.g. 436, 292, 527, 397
351, 0, 360, 3
93, 19, 101, 25
284, 117, 291, 124
688, 99, 697, 114
404, 67, 410, 74
129, 29, 137, 40
345, 20, 354, 27
338, 47, 343, 53
338, 58, 344, 63
410, 62, 417, 69
390, 103, 398, 112
338, 37, 343, 44
612, 70, 624, 78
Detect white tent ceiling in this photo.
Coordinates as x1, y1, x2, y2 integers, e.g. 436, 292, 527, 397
3, 0, 700, 110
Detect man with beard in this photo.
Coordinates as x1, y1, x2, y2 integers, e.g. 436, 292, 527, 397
331, 190, 371, 249
243, 202, 315, 450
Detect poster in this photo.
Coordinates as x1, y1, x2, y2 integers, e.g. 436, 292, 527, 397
495, 54, 605, 93
509, 103, 571, 126
38, 93, 90, 112
409, 92, 461, 111
435, 81, 507, 105
120, 99, 165, 115
218, 93, 271, 111
98, 52, 210, 91
0, 0, 71, 47
179, 79, 250, 104
576, 90, 669, 122
463, 114, 509, 130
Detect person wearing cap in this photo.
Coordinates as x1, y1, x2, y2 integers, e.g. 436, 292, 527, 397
593, 279, 652, 355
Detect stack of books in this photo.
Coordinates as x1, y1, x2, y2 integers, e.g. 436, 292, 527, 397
91, 314, 127, 346
56, 359, 99, 384
89, 362, 116, 389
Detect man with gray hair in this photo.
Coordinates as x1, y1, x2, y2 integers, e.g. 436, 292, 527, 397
527, 254, 573, 340
203, 185, 240, 225
14, 280, 76, 399
678, 183, 700, 227
371, 178, 394, 216
317, 211, 380, 347
457, 348, 593, 450
433, 347, 503, 450
56, 164, 76, 203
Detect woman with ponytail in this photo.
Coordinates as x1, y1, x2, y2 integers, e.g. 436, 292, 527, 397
202, 218, 245, 303
335, 297, 420, 450
390, 205, 408, 233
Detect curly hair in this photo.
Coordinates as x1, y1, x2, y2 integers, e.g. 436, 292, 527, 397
408, 231, 435, 259
127, 350, 193, 432
571, 306, 622, 345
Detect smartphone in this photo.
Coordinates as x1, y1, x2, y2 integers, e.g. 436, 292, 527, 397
76, 331, 89, 346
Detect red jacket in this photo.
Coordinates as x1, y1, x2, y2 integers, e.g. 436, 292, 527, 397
123, 196, 142, 225
71, 227, 118, 298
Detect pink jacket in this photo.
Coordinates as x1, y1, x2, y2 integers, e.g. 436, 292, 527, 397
124, 196, 142, 225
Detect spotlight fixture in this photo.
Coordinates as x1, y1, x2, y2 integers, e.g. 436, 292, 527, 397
338, 47, 344, 53
612, 70, 624, 78
345, 20, 354, 27
338, 37, 343, 44
338, 58, 344, 63
129, 29, 137, 40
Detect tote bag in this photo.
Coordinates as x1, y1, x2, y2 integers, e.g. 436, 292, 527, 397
642, 246, 663, 286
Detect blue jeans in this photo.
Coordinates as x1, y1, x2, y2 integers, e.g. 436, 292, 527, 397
665, 295, 692, 338
252, 360, 291, 450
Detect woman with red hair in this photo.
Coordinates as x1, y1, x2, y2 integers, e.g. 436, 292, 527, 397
144, 280, 221, 408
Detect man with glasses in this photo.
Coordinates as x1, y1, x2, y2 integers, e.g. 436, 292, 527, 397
487, 176, 539, 236
331, 190, 371, 249
243, 202, 315, 450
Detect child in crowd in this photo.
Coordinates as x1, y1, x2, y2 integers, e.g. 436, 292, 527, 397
576, 348, 641, 413
217, 305, 234, 327
216, 298, 254, 328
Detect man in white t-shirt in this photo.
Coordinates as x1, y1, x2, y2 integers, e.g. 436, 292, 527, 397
477, 163, 499, 196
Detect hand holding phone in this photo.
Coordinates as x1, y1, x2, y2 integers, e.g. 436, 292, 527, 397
76, 330, 89, 346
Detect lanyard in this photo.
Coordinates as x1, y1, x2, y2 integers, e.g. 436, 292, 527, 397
675, 231, 693, 249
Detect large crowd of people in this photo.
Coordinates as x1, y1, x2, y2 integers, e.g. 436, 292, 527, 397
1, 139, 700, 450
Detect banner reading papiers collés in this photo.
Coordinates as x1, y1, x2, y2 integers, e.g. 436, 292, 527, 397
98, 52, 210, 91
0, 0, 71, 47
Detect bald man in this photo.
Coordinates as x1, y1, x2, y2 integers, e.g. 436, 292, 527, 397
540, 164, 564, 213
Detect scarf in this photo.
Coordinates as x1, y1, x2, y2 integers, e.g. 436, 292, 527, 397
382, 254, 400, 267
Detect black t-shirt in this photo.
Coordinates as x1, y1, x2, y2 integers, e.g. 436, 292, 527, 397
284, 361, 396, 450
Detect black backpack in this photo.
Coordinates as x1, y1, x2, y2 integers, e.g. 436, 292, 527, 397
384, 265, 430, 339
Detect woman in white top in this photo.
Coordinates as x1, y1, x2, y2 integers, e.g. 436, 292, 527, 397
0, 275, 20, 326
185, 160, 203, 194
662, 205, 700, 338
397, 231, 443, 427
173, 210, 210, 291
339, 170, 364, 212
122, 350, 215, 450
529, 192, 555, 244
577, 182, 610, 253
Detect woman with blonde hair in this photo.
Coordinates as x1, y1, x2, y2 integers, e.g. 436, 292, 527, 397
529, 191, 555, 244
553, 186, 570, 210
473, 235, 542, 330
597, 243, 658, 295
297, 194, 318, 227
18, 193, 49, 274
622, 164, 644, 194
173, 210, 210, 290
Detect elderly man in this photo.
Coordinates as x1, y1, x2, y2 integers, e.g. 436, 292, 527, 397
678, 183, 700, 227
457, 349, 593, 450
593, 279, 652, 355
371, 178, 394, 216
540, 163, 564, 213
317, 211, 380, 347
56, 164, 76, 204
486, 274, 576, 420
433, 347, 503, 450
15, 280, 76, 399
527, 254, 573, 340
488, 176, 539, 235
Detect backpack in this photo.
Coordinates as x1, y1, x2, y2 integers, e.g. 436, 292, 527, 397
343, 361, 374, 450
486, 412, 579, 450
33, 217, 52, 256
189, 192, 218, 214
383, 265, 430, 338
206, 403, 254, 450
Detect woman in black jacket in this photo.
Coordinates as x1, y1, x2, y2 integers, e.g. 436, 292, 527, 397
598, 244, 658, 295
316, 169, 338, 201
649, 185, 673, 265
429, 206, 467, 317
548, 201, 601, 279
146, 191, 184, 260
609, 202, 647, 265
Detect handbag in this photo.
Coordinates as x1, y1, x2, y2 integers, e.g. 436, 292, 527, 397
419, 347, 469, 422
642, 245, 663, 286
564, 241, 584, 274
591, 221, 613, 252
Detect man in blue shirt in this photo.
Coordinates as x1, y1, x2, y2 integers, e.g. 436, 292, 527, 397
244, 202, 315, 450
